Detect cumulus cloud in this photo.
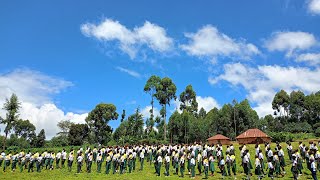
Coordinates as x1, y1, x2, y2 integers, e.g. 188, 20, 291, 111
141, 105, 160, 119
81, 19, 174, 59
180, 25, 260, 62
116, 66, 141, 78
264, 31, 317, 57
296, 53, 320, 66
0, 69, 87, 139
308, 0, 320, 15
173, 96, 220, 113
210, 63, 320, 117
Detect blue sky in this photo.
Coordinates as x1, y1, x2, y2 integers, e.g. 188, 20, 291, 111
1, 0, 320, 138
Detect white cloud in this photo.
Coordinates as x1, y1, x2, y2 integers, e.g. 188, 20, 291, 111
172, 96, 220, 113
116, 67, 141, 78
308, 0, 320, 14
180, 25, 260, 61
196, 96, 220, 112
264, 31, 317, 57
81, 19, 174, 59
296, 53, 320, 66
141, 105, 160, 119
210, 63, 320, 117
0, 69, 87, 139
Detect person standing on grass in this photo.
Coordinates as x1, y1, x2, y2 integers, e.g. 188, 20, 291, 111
311, 158, 318, 180
28, 153, 34, 172
96, 151, 102, 173
267, 159, 274, 179
61, 149, 67, 168
242, 151, 250, 179
180, 153, 185, 177
0, 151, 5, 167
128, 152, 133, 173
278, 146, 286, 174
87, 152, 93, 173
77, 152, 84, 173
291, 154, 299, 180
190, 154, 196, 179
226, 152, 231, 176
230, 154, 236, 176
68, 151, 74, 172
209, 153, 215, 176
156, 152, 162, 176
164, 153, 170, 176
36, 153, 42, 172
203, 156, 209, 179
255, 155, 262, 180
56, 151, 61, 169
139, 148, 144, 171
11, 153, 18, 172
258, 149, 265, 175
287, 142, 293, 161
3, 152, 11, 172
105, 152, 112, 174
197, 150, 202, 175
93, 147, 97, 162
19, 155, 25, 172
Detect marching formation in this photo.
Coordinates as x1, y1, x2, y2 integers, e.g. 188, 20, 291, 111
1, 141, 320, 179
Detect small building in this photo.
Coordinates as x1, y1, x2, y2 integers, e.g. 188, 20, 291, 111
236, 128, 271, 144
207, 134, 231, 145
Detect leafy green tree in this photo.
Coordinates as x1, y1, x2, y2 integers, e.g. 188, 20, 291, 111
198, 107, 207, 119
57, 119, 73, 136
68, 124, 89, 146
304, 92, 320, 126
154, 77, 177, 142
272, 90, 290, 117
1, 94, 21, 150
144, 75, 161, 122
179, 85, 198, 114
120, 110, 126, 122
85, 103, 118, 144
35, 129, 46, 148
289, 91, 305, 123
13, 119, 36, 140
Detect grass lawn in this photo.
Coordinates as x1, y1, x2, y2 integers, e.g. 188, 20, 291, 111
0, 141, 319, 179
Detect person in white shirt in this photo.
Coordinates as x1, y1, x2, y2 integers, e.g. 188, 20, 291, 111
56, 151, 61, 169
164, 153, 170, 176
190, 155, 196, 178
68, 151, 74, 172
310, 158, 318, 180
139, 149, 145, 171
77, 153, 83, 173
61, 149, 67, 168
156, 153, 162, 176
267, 159, 274, 179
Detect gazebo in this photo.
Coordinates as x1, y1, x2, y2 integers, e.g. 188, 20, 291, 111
236, 128, 271, 144
207, 134, 231, 145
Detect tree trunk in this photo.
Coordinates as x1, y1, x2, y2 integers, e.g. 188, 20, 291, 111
3, 131, 8, 151
164, 105, 166, 142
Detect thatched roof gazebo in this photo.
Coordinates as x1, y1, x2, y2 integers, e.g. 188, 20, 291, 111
207, 134, 231, 145
236, 128, 271, 144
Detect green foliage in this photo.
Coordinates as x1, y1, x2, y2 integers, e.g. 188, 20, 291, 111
85, 103, 118, 144
154, 77, 177, 142
47, 135, 69, 147
315, 127, 320, 137
35, 129, 46, 148
1, 93, 21, 149
68, 123, 89, 146
268, 131, 316, 142
13, 119, 36, 140
283, 122, 313, 133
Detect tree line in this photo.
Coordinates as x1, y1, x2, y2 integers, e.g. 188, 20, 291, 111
1, 76, 320, 149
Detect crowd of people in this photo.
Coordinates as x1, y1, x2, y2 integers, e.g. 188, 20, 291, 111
0, 141, 320, 179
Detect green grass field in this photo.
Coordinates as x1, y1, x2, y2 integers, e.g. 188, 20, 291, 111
0, 141, 319, 179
